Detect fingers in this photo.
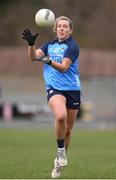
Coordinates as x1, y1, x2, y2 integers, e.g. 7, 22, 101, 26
22, 28, 30, 36
22, 36, 27, 40
26, 28, 31, 34
22, 28, 39, 37
35, 32, 39, 38
22, 28, 39, 45
22, 31, 27, 39
22, 28, 31, 40
22, 32, 26, 37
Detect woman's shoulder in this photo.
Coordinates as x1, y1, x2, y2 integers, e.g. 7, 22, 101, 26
67, 37, 80, 52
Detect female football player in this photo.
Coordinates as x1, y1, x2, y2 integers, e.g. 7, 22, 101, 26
22, 16, 81, 178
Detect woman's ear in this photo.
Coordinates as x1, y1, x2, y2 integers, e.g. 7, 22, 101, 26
69, 29, 73, 35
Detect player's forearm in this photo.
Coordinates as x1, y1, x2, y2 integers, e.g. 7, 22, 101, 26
38, 56, 71, 72
51, 61, 68, 72
28, 46, 36, 62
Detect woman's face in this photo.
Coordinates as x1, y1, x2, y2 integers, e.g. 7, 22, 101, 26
56, 19, 72, 41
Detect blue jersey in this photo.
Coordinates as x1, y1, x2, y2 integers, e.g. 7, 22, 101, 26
40, 36, 81, 91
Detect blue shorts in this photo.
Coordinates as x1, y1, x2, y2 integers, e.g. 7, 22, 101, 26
47, 88, 81, 110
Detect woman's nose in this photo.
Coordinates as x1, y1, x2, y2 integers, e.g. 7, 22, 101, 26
60, 26, 63, 30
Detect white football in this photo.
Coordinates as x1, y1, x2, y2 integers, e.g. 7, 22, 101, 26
35, 9, 55, 27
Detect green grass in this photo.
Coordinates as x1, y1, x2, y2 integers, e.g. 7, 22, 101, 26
0, 129, 116, 179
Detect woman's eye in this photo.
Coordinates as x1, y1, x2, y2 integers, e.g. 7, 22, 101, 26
57, 25, 61, 28
63, 25, 68, 28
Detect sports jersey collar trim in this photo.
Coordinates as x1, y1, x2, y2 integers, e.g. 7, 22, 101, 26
53, 36, 72, 44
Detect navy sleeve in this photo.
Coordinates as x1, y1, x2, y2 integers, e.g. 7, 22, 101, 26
63, 43, 79, 62
39, 42, 50, 56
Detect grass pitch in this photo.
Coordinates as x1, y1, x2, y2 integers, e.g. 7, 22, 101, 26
0, 128, 116, 179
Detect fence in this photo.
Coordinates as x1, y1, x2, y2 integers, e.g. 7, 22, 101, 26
0, 47, 116, 77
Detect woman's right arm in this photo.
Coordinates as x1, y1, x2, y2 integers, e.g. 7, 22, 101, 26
22, 28, 45, 62
28, 45, 45, 62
